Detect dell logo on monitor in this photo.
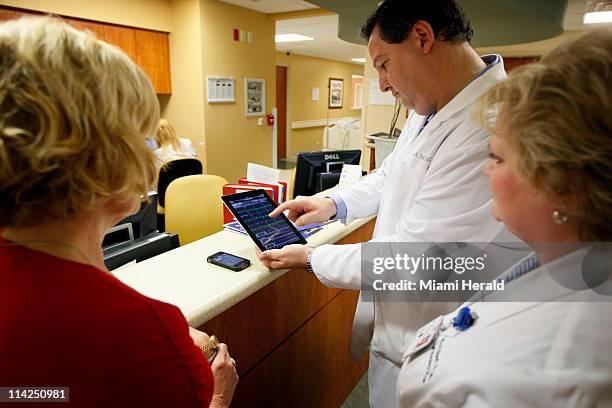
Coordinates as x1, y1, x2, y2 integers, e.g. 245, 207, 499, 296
325, 154, 340, 160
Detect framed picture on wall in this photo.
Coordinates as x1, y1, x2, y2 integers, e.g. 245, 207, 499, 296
328, 78, 343, 109
245, 78, 266, 116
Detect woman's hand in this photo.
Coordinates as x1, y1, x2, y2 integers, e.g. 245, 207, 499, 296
209, 344, 238, 408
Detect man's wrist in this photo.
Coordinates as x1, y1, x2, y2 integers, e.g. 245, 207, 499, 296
327, 194, 347, 220
325, 197, 338, 219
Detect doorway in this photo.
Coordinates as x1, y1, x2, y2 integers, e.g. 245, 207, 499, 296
275, 65, 287, 160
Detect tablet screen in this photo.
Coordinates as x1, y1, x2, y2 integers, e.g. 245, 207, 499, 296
222, 190, 307, 251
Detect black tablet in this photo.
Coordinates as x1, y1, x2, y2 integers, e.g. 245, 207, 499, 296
221, 189, 307, 251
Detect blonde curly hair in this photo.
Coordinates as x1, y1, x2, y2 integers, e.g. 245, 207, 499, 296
477, 28, 612, 241
155, 118, 181, 151
0, 16, 159, 227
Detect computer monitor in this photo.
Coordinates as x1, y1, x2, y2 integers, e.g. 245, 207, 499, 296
102, 191, 158, 249
293, 150, 361, 198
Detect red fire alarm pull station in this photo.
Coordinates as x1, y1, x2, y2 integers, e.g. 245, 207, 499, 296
266, 114, 274, 126
233, 28, 239, 41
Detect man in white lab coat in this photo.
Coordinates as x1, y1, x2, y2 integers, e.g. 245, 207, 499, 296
259, 1, 519, 406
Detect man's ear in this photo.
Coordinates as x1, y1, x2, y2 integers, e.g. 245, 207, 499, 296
412, 20, 435, 54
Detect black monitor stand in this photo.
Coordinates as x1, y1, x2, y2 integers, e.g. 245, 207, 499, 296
317, 172, 342, 192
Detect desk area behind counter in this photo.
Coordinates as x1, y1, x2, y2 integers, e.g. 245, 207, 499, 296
113, 214, 375, 407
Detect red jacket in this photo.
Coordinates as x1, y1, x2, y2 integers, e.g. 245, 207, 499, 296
0, 238, 214, 407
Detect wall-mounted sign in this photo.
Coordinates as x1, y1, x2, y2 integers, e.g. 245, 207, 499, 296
207, 76, 235, 103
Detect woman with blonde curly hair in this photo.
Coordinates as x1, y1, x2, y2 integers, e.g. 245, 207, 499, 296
396, 28, 612, 407
154, 118, 197, 162
0, 17, 236, 407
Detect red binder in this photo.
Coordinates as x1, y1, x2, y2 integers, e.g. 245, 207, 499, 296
238, 178, 287, 203
222, 184, 275, 224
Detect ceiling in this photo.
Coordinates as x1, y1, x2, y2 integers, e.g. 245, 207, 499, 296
218, 0, 607, 62
308, 0, 570, 46
275, 14, 366, 64
218, 0, 316, 14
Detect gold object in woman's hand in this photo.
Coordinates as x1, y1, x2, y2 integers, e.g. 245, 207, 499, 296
200, 334, 220, 357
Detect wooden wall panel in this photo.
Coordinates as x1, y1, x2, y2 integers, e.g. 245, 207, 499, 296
0, 9, 18, 21
200, 269, 342, 376
0, 6, 171, 95
134, 29, 172, 94
65, 18, 107, 40
103, 25, 137, 62
231, 290, 368, 408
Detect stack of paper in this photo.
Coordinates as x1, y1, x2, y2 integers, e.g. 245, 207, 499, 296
222, 163, 288, 224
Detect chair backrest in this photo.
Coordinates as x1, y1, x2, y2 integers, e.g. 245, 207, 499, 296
157, 158, 203, 208
165, 174, 228, 245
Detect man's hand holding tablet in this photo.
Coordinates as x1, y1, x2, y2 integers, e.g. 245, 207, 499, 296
256, 244, 311, 270
258, 196, 341, 270
221, 190, 313, 270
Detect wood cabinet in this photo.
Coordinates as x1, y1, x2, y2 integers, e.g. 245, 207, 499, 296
133, 29, 172, 94
0, 8, 19, 21
66, 18, 107, 40
0, 6, 171, 94
103, 24, 137, 64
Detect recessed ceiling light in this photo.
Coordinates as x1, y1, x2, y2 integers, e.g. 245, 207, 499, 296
584, 11, 612, 23
275, 34, 314, 43
351, 57, 366, 63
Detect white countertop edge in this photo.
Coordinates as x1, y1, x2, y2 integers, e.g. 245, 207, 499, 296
186, 216, 374, 326
114, 216, 375, 326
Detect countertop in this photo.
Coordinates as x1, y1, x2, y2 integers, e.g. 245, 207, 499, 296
113, 216, 374, 328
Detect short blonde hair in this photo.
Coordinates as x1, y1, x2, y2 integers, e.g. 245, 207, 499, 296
156, 118, 181, 150
0, 16, 159, 227
477, 28, 612, 241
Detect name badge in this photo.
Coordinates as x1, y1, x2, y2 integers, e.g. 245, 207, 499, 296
403, 315, 444, 361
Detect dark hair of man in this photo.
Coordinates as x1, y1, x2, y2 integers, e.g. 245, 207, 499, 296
361, 0, 474, 44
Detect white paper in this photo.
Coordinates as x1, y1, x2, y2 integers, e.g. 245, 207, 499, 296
247, 162, 280, 184
338, 164, 362, 189
312, 87, 320, 101
369, 78, 395, 106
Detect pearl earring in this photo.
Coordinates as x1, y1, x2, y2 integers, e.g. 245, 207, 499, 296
552, 210, 568, 224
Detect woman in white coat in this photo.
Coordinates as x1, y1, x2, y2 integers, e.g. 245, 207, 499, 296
397, 28, 612, 407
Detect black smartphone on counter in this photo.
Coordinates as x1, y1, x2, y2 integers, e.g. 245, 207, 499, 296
207, 251, 251, 272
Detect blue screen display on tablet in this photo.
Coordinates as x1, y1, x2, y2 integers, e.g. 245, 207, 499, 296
222, 190, 307, 251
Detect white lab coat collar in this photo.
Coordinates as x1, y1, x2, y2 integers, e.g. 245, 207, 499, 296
481, 246, 611, 306
427, 54, 505, 131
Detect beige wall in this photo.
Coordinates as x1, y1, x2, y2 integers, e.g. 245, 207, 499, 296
6, 0, 391, 176
1, 0, 172, 31
200, 0, 276, 183
159, 0, 207, 170
276, 52, 363, 157
361, 50, 407, 169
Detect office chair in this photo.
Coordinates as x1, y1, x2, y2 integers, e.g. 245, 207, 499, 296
164, 174, 228, 245
156, 157, 203, 231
